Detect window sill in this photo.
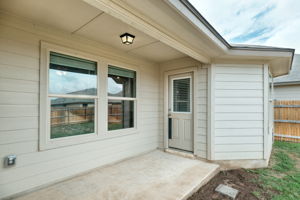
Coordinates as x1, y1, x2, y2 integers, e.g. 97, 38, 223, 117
39, 128, 139, 151
105, 128, 139, 138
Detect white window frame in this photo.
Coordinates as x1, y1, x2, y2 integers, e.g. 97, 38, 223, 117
106, 65, 138, 135
39, 42, 140, 150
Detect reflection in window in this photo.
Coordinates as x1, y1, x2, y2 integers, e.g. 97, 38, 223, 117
108, 100, 134, 131
49, 52, 97, 95
108, 66, 136, 131
50, 98, 95, 139
108, 66, 135, 97
48, 52, 97, 139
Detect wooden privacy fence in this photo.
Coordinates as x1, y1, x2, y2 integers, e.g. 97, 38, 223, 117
274, 100, 300, 142
51, 107, 94, 126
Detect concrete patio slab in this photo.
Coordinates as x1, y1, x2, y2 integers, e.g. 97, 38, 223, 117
13, 150, 219, 200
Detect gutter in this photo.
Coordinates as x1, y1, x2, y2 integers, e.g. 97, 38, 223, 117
179, 0, 295, 70
274, 81, 300, 86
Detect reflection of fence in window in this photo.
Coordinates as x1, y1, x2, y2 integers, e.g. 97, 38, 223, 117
51, 106, 94, 126
108, 103, 122, 124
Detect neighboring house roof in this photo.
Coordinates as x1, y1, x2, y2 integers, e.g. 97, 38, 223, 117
51, 98, 94, 106
51, 88, 96, 106
51, 88, 123, 106
274, 54, 300, 86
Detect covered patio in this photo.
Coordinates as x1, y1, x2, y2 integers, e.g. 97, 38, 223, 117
0, 0, 294, 199
14, 151, 219, 200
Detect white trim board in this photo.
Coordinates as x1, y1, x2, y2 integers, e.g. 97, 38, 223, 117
263, 64, 269, 159
207, 64, 215, 160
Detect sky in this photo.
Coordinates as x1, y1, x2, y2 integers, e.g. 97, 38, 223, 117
189, 0, 300, 53
49, 69, 122, 95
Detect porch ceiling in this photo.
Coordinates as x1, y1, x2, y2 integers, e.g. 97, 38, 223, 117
0, 0, 186, 63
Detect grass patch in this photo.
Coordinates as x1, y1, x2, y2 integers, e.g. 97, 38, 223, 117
250, 141, 300, 200
51, 121, 94, 138
108, 123, 123, 131
252, 191, 262, 199
51, 122, 126, 138
273, 151, 295, 172
274, 141, 300, 154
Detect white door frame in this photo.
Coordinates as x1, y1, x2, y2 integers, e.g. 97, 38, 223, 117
163, 67, 198, 154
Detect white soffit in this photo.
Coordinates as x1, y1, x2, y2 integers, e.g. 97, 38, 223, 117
128, 41, 185, 62
74, 13, 157, 52
0, 0, 186, 63
83, 0, 211, 63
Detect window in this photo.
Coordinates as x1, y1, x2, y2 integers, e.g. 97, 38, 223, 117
107, 66, 136, 131
172, 78, 191, 112
48, 52, 97, 139
40, 43, 139, 150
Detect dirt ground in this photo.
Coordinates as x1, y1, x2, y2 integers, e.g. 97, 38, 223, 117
189, 141, 300, 200
188, 169, 273, 200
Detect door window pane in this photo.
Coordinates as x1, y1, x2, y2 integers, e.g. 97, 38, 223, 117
49, 52, 97, 95
108, 66, 136, 97
108, 100, 134, 130
50, 98, 95, 139
173, 78, 191, 112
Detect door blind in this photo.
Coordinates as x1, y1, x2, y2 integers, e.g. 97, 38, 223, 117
173, 78, 190, 112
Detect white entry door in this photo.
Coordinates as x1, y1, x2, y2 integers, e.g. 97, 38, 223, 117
168, 73, 193, 152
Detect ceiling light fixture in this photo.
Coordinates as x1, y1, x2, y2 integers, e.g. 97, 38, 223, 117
120, 33, 135, 45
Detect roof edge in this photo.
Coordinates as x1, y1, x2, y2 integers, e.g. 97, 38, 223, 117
274, 81, 300, 86
231, 45, 295, 52
179, 0, 231, 48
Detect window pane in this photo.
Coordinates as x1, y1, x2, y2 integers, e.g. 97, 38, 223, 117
108, 66, 136, 97
49, 52, 97, 95
173, 78, 190, 112
108, 100, 134, 130
50, 98, 95, 139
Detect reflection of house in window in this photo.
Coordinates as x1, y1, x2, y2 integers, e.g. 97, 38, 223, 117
107, 66, 136, 131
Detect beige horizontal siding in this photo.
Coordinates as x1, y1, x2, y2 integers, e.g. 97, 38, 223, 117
215, 128, 263, 136
215, 113, 263, 121
215, 74, 263, 82
215, 105, 263, 113
215, 98, 263, 105
0, 64, 39, 81
215, 152, 263, 160
216, 82, 263, 90
0, 129, 38, 145
215, 144, 263, 152
0, 105, 38, 117
214, 65, 264, 160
